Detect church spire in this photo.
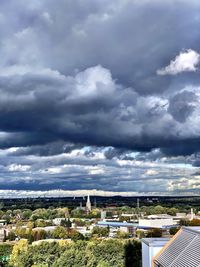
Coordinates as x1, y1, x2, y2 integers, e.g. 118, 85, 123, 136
86, 195, 92, 212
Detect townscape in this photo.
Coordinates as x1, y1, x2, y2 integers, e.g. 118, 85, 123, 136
0, 196, 199, 266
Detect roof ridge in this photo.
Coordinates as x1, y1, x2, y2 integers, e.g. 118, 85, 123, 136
182, 226, 200, 235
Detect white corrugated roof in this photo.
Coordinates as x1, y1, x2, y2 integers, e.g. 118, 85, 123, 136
154, 227, 200, 267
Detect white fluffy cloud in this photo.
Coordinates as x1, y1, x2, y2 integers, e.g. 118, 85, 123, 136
144, 169, 159, 176
157, 49, 200, 75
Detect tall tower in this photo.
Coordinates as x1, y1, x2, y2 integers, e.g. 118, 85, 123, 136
86, 195, 92, 212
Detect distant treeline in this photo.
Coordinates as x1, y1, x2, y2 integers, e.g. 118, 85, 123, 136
0, 195, 199, 210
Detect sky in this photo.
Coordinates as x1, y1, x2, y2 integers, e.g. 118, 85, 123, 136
0, 0, 200, 196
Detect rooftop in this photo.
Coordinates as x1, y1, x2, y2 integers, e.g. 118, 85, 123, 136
154, 227, 200, 267
142, 238, 170, 247
97, 221, 138, 227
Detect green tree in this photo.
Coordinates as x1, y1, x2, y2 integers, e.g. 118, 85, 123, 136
0, 243, 13, 256
146, 228, 162, 238
153, 205, 166, 214
30, 242, 61, 266
136, 230, 145, 239
7, 231, 16, 241
7, 236, 142, 267
90, 239, 124, 267
180, 218, 189, 226
52, 246, 87, 267
124, 240, 141, 267
31, 209, 49, 221
51, 226, 67, 239
168, 207, 178, 216
91, 226, 109, 237
116, 230, 129, 239
22, 209, 32, 220
60, 218, 72, 228
9, 239, 29, 267
32, 229, 47, 241
169, 227, 180, 235
69, 229, 84, 241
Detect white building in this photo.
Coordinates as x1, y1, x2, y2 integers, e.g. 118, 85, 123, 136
0, 227, 9, 241
139, 218, 176, 228
101, 210, 107, 220
147, 214, 172, 219
74, 226, 91, 236
175, 212, 186, 218
52, 218, 66, 225
0, 220, 7, 226
142, 238, 169, 267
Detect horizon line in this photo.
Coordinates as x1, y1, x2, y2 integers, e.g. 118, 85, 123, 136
0, 189, 199, 198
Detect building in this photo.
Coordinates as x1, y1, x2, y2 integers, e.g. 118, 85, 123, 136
73, 226, 91, 236
147, 214, 172, 219
52, 218, 66, 226
153, 227, 200, 267
139, 218, 176, 229
142, 238, 170, 267
101, 210, 107, 220
0, 227, 9, 241
0, 220, 7, 226
86, 195, 91, 212
97, 221, 136, 236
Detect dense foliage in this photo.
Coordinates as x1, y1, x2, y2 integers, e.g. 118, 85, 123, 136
9, 239, 141, 267
0, 243, 13, 266
146, 228, 162, 238
180, 218, 200, 226
0, 244, 13, 256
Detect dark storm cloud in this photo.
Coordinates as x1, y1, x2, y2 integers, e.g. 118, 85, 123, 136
168, 90, 197, 123
0, 0, 200, 152
0, 0, 199, 192
104, 148, 126, 160
11, 142, 82, 157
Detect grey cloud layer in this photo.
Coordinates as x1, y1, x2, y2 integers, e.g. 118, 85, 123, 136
0, 0, 200, 192
0, 146, 198, 193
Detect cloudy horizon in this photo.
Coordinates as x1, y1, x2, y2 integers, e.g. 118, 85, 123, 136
0, 0, 200, 195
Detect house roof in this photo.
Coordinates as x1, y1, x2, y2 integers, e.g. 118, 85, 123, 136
142, 238, 170, 247
97, 221, 138, 227
154, 227, 200, 267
